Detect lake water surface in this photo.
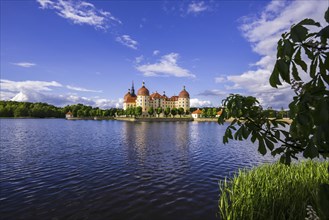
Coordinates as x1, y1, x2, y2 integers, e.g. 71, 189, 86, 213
0, 119, 276, 220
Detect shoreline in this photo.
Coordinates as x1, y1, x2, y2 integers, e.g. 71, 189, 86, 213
1, 117, 292, 124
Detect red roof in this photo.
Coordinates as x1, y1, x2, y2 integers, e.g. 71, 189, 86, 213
179, 89, 190, 98
150, 92, 162, 99
137, 86, 149, 96
192, 109, 202, 114
124, 96, 137, 103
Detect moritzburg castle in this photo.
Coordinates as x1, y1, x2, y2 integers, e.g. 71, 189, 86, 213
123, 82, 190, 115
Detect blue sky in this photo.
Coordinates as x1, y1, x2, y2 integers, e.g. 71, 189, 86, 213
1, 0, 327, 109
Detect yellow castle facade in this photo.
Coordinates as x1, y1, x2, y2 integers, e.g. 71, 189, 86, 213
123, 82, 190, 114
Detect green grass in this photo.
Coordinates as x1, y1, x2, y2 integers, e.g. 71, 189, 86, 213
218, 161, 329, 220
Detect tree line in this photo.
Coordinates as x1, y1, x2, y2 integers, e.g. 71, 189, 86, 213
119, 106, 190, 118
0, 101, 119, 118
0, 101, 290, 119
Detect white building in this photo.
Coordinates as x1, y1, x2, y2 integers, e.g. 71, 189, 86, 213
123, 82, 190, 115
191, 109, 202, 118
65, 111, 73, 119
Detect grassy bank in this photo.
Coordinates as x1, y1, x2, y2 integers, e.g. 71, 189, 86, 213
218, 161, 329, 220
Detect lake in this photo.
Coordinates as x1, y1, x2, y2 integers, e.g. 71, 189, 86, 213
0, 119, 276, 220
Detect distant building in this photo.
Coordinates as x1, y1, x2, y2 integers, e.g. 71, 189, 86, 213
123, 81, 190, 115
191, 108, 202, 118
65, 111, 73, 119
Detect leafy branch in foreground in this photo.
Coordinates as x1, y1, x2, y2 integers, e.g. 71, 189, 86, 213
218, 8, 329, 164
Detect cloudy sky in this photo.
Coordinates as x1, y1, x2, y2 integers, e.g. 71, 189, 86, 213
1, 0, 327, 109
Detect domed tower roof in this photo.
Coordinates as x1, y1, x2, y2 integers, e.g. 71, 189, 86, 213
124, 89, 132, 100
150, 91, 162, 99
178, 86, 190, 98
137, 81, 150, 96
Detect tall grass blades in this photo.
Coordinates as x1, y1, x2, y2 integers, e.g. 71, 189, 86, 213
218, 161, 329, 220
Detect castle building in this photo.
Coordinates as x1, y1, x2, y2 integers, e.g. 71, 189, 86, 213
123, 81, 190, 115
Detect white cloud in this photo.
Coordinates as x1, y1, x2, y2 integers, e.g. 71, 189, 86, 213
37, 0, 54, 8
190, 98, 213, 107
8, 91, 122, 108
66, 85, 102, 93
136, 53, 195, 78
1, 79, 62, 92
153, 50, 160, 56
116, 35, 138, 50
135, 55, 144, 64
36, 0, 121, 30
12, 62, 36, 68
0, 79, 122, 108
0, 91, 17, 100
215, 76, 226, 83
187, 1, 208, 14
198, 89, 227, 97
224, 0, 327, 109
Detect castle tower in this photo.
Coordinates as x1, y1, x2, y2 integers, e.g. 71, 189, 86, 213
178, 85, 190, 112
137, 81, 150, 114
131, 81, 136, 97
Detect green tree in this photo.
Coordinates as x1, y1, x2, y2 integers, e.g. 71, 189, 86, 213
185, 109, 190, 115
178, 107, 184, 117
171, 108, 177, 118
116, 109, 124, 116
156, 107, 163, 117
212, 108, 217, 118
218, 10, 329, 164
135, 106, 142, 117
13, 104, 29, 117
164, 107, 170, 117
207, 108, 212, 118
201, 109, 207, 117
77, 109, 84, 117
148, 106, 154, 117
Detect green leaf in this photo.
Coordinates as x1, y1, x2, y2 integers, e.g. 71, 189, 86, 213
319, 57, 326, 76
270, 63, 282, 88
310, 57, 318, 78
291, 25, 308, 42
314, 100, 329, 125
275, 130, 280, 139
251, 134, 257, 143
258, 137, 267, 155
276, 39, 283, 58
277, 59, 291, 83
226, 128, 233, 139
223, 135, 228, 144
272, 147, 284, 156
294, 48, 307, 72
242, 125, 251, 139
297, 18, 321, 27
283, 40, 294, 58
267, 135, 278, 143
234, 126, 243, 140
317, 25, 329, 39
264, 138, 275, 151
303, 145, 319, 158
291, 62, 302, 81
